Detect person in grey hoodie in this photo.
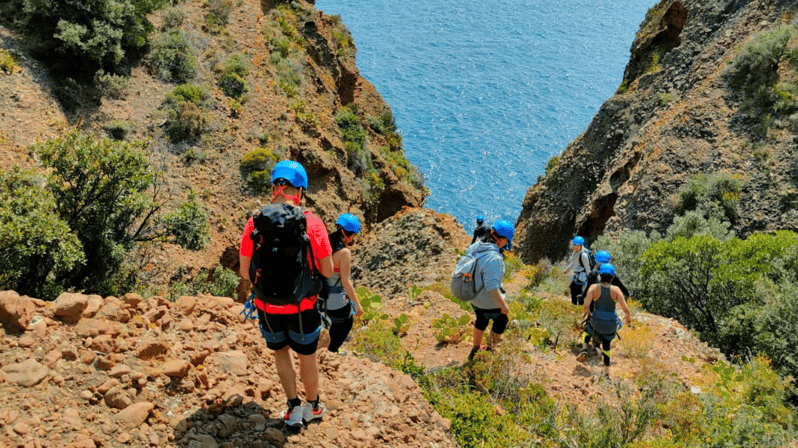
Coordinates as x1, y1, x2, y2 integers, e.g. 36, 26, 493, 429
563, 236, 591, 306
466, 219, 514, 361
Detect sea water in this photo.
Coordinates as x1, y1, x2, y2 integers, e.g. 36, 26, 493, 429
314, 0, 653, 234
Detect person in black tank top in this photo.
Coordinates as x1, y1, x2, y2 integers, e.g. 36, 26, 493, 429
320, 214, 363, 353
577, 263, 632, 373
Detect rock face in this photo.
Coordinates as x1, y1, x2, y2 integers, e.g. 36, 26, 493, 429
0, 0, 427, 292
0, 290, 458, 447
351, 207, 471, 297
515, 0, 798, 263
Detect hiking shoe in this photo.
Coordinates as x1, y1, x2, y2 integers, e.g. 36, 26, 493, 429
284, 403, 304, 428
576, 350, 588, 363
303, 401, 325, 425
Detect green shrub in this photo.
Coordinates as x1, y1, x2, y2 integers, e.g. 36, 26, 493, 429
102, 120, 135, 141
218, 72, 249, 99
164, 101, 206, 141
240, 147, 277, 192
162, 191, 210, 250
205, 0, 233, 33
0, 49, 19, 74
147, 29, 198, 83
545, 155, 559, 175
94, 70, 129, 100
165, 83, 208, 106
674, 172, 746, 224
8, 0, 162, 80
28, 131, 207, 298
0, 168, 85, 300
161, 7, 185, 29
167, 265, 239, 301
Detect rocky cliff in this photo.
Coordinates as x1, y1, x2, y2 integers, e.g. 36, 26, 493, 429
0, 0, 426, 292
515, 0, 798, 263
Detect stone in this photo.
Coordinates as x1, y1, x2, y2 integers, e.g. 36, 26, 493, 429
162, 359, 191, 378
2, 358, 49, 387
208, 351, 248, 376
53, 293, 89, 323
114, 401, 154, 426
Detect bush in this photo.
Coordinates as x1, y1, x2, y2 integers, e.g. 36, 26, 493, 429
163, 84, 208, 141
147, 29, 198, 83
0, 168, 85, 300
0, 49, 19, 74
162, 191, 210, 250
102, 120, 135, 141
240, 147, 278, 192
8, 0, 163, 80
27, 131, 207, 298
165, 101, 206, 141
205, 0, 233, 34
168, 266, 239, 301
94, 70, 129, 100
217, 54, 250, 99
674, 172, 746, 224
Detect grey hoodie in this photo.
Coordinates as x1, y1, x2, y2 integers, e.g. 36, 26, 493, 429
465, 240, 505, 310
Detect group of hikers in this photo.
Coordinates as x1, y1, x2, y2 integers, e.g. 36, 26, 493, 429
238, 159, 632, 430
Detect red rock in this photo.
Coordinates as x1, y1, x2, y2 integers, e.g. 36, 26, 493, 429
114, 401, 154, 426
162, 359, 191, 378
2, 358, 49, 387
135, 339, 170, 359
54, 292, 89, 323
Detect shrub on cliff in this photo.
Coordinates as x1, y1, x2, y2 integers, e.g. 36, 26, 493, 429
0, 168, 85, 300
1, 131, 212, 300
2, 0, 164, 80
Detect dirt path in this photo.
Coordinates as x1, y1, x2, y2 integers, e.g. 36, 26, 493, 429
373, 268, 725, 409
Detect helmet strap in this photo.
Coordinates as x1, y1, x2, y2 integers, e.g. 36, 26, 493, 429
272, 185, 301, 205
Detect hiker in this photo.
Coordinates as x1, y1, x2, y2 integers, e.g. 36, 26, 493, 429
466, 219, 514, 361
238, 160, 333, 428
583, 250, 630, 310
577, 263, 632, 371
562, 236, 590, 306
320, 213, 364, 353
471, 214, 489, 244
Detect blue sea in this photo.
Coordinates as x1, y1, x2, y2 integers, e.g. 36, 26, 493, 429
314, 0, 653, 234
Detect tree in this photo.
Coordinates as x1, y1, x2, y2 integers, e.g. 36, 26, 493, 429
28, 131, 210, 298
0, 168, 84, 299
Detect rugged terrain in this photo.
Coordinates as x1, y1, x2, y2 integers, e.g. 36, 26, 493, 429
0, 0, 426, 293
515, 0, 798, 263
0, 209, 730, 447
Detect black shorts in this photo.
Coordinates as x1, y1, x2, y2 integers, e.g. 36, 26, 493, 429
472, 306, 508, 334
257, 308, 321, 355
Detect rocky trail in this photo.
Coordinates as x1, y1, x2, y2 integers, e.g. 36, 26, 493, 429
0, 257, 724, 448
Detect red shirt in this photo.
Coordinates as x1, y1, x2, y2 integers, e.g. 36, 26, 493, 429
239, 209, 332, 314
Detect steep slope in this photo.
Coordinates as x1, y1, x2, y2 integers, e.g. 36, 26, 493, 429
0, 0, 426, 294
515, 0, 798, 263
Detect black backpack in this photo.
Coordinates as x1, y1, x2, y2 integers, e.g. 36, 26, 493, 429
249, 204, 322, 306
582, 247, 596, 271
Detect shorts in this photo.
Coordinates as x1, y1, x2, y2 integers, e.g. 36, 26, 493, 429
257, 308, 321, 355
472, 306, 508, 334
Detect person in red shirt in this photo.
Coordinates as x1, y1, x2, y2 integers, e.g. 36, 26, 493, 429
239, 160, 333, 428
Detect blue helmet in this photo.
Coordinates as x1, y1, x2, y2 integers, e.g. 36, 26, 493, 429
572, 236, 585, 246
599, 263, 615, 277
336, 213, 361, 234
271, 160, 308, 189
476, 215, 485, 224
595, 250, 611, 263
492, 220, 514, 242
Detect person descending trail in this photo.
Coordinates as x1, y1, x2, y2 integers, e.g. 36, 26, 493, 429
471, 214, 489, 244
577, 263, 632, 375
319, 213, 364, 353
238, 160, 333, 429
465, 219, 514, 361
563, 236, 591, 306
582, 250, 630, 312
